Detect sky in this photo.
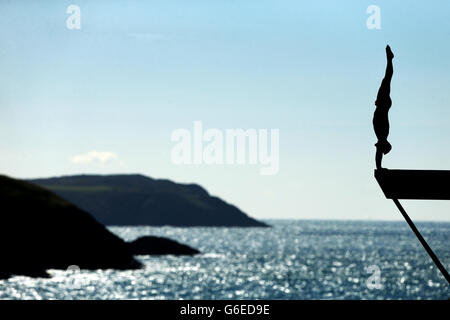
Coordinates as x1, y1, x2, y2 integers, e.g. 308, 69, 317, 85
1, 1, 450, 221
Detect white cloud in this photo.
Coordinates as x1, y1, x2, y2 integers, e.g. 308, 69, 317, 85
70, 151, 121, 165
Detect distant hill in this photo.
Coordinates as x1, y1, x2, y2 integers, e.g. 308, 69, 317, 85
0, 175, 141, 279
30, 174, 268, 227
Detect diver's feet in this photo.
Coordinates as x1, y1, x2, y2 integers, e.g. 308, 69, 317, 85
386, 45, 394, 60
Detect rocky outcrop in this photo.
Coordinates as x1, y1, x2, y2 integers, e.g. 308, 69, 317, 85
128, 236, 200, 256
0, 175, 142, 279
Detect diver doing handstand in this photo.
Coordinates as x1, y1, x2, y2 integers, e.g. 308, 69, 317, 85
373, 45, 394, 169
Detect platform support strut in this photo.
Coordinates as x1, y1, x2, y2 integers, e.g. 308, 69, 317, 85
392, 198, 450, 284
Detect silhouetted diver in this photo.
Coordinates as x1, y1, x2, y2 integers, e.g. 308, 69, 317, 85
373, 45, 394, 169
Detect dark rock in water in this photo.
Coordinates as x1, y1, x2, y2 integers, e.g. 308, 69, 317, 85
0, 175, 142, 279
128, 236, 200, 256
29, 174, 269, 227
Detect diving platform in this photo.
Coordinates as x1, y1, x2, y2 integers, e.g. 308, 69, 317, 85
374, 169, 450, 284
375, 169, 450, 200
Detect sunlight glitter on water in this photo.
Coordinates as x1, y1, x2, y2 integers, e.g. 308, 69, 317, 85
0, 220, 449, 299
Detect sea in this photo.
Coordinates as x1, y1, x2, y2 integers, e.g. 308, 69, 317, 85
0, 220, 449, 300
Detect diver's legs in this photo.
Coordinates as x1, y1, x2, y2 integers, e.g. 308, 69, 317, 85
377, 46, 394, 100
381, 56, 393, 92
385, 56, 393, 82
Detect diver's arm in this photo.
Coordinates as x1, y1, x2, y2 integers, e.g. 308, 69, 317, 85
375, 149, 383, 170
